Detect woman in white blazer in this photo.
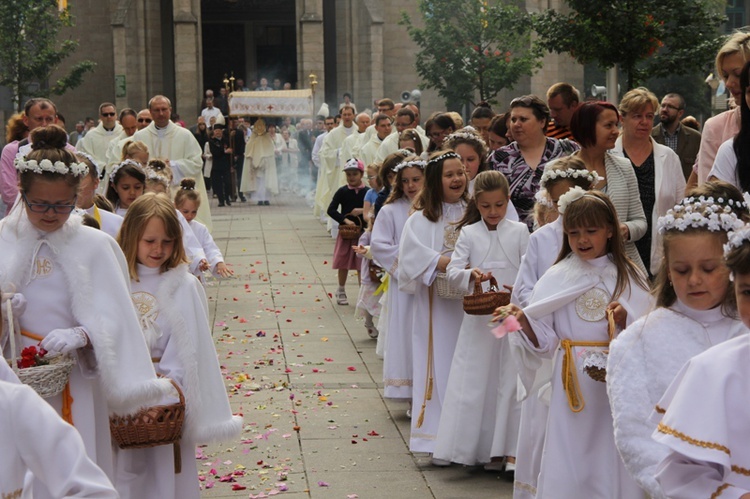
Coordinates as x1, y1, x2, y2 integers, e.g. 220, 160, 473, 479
611, 87, 685, 276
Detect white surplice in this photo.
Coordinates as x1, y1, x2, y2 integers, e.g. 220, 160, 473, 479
608, 301, 745, 498
370, 197, 413, 399
115, 264, 242, 499
188, 218, 225, 275
0, 380, 118, 499
398, 201, 465, 453
0, 209, 172, 498
510, 253, 652, 498
652, 334, 750, 498
433, 218, 528, 465
77, 122, 123, 167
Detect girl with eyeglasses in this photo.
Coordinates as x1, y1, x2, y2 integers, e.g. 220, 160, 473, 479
0, 125, 172, 495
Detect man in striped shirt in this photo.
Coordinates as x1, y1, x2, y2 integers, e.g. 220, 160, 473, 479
546, 82, 580, 141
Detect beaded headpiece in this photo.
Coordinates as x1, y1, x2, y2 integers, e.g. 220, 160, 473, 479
427, 151, 461, 166
392, 159, 426, 173
109, 159, 144, 184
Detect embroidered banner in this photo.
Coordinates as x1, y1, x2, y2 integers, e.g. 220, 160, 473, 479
229, 90, 314, 117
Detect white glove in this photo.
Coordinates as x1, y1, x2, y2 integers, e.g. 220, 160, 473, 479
9, 293, 26, 316
41, 327, 89, 354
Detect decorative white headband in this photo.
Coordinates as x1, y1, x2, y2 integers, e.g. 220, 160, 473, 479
14, 156, 89, 177
534, 188, 554, 209
657, 198, 745, 234
75, 152, 100, 176
724, 226, 750, 256
681, 195, 747, 210
109, 159, 143, 184
557, 185, 607, 215
392, 159, 426, 173
445, 127, 487, 147
427, 151, 461, 165
540, 168, 603, 188
146, 171, 169, 188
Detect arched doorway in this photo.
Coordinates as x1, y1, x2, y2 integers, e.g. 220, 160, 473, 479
200, 0, 297, 94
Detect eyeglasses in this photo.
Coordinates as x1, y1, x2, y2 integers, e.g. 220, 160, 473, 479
21, 192, 77, 214
137, 118, 152, 123
101, 112, 116, 118
661, 104, 682, 111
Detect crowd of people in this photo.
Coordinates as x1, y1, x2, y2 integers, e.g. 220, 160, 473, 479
316, 31, 750, 499
5, 31, 750, 498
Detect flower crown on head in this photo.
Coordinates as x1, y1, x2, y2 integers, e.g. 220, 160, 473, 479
445, 126, 487, 147
392, 159, 426, 173
146, 171, 169, 188
76, 152, 100, 176
109, 159, 143, 184
557, 186, 586, 214
724, 226, 750, 257
534, 188, 555, 209
14, 155, 89, 178
540, 167, 602, 188
657, 196, 745, 234
427, 151, 461, 166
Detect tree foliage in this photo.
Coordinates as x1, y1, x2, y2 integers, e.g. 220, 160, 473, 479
534, 0, 725, 90
400, 0, 542, 108
0, 0, 95, 111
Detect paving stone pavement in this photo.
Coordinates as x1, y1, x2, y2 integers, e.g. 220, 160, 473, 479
199, 192, 514, 499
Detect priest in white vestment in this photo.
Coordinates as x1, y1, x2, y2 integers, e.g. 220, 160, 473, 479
132, 96, 212, 231
313, 106, 357, 217
76, 103, 123, 168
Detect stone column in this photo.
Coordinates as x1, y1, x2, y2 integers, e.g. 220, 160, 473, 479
297, 0, 325, 115
172, 0, 201, 120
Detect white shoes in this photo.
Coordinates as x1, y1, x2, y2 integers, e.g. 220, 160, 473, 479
336, 289, 348, 305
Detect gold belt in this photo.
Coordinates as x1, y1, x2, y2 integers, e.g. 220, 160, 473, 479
560, 339, 609, 413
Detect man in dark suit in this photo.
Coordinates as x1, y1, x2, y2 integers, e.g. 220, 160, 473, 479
651, 93, 701, 181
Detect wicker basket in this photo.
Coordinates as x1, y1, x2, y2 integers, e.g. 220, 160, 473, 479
463, 276, 511, 315
11, 354, 76, 398
434, 272, 468, 300
110, 379, 185, 449
583, 309, 616, 383
6, 299, 76, 399
339, 213, 363, 240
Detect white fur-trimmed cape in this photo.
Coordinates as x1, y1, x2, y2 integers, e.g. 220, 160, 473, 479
607, 304, 746, 498
0, 207, 172, 415
150, 264, 242, 443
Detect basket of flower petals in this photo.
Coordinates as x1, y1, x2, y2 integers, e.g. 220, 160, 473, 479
9, 344, 76, 398
463, 276, 510, 315
109, 379, 185, 449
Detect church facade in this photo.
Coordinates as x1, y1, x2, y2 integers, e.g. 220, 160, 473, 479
39, 0, 582, 125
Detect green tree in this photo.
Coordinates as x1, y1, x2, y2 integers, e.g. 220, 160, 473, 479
400, 0, 542, 108
534, 0, 725, 90
0, 0, 95, 111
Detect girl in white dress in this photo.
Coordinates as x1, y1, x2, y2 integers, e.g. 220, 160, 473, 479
74, 153, 123, 238
498, 188, 651, 498
115, 193, 243, 498
106, 159, 146, 216
433, 170, 528, 469
651, 226, 750, 497
0, 126, 172, 498
511, 157, 601, 496
174, 177, 232, 277
608, 193, 747, 498
370, 151, 424, 400
398, 150, 468, 458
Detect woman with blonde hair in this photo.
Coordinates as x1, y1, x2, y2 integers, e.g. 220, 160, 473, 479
5, 113, 27, 144
612, 87, 684, 277
694, 31, 750, 186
